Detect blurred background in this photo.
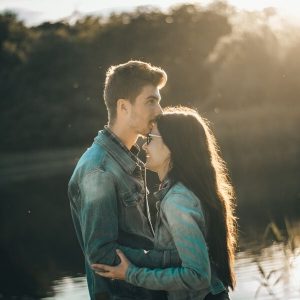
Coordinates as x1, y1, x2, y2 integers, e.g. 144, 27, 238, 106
0, 0, 299, 299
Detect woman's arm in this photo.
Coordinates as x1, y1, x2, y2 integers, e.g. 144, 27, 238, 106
93, 192, 211, 291
75, 170, 180, 269
126, 193, 211, 291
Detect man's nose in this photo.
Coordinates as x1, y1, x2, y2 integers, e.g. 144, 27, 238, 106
155, 103, 163, 116
142, 142, 147, 151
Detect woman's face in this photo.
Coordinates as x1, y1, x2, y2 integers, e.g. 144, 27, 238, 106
143, 124, 171, 179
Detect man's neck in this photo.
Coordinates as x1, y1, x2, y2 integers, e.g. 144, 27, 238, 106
108, 123, 138, 150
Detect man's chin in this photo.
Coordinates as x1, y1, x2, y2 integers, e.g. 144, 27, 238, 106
139, 128, 151, 136
138, 132, 147, 138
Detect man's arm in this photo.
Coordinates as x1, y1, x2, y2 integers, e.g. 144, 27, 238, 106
79, 169, 181, 268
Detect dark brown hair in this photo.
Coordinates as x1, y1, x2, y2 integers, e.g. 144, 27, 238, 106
103, 60, 167, 123
157, 106, 237, 290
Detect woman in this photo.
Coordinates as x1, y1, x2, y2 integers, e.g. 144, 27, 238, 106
92, 106, 237, 299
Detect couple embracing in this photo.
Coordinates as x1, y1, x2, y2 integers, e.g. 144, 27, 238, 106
68, 61, 237, 300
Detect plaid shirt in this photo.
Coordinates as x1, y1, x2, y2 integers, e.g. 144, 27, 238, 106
103, 126, 144, 177
103, 126, 154, 234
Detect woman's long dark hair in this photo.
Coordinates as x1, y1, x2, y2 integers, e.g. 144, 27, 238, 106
157, 106, 237, 290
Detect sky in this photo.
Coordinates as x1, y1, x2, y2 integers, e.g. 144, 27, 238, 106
1, 0, 300, 25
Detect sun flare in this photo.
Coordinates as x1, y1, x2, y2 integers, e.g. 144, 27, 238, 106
1, 0, 300, 25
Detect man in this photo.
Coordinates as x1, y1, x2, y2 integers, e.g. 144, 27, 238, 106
68, 61, 179, 300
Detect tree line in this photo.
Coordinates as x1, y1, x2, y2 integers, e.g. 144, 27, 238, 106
1, 2, 299, 216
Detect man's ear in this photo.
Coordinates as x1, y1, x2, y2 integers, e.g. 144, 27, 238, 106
116, 98, 130, 115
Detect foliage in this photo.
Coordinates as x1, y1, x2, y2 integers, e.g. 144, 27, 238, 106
1, 4, 232, 150
0, 2, 299, 215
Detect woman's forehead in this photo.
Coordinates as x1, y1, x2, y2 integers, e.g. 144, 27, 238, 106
151, 123, 159, 134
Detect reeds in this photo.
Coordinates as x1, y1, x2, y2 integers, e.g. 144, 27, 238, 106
254, 218, 300, 299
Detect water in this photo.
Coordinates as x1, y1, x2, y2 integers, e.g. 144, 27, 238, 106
42, 277, 89, 300
42, 240, 300, 300
232, 242, 300, 299
1, 149, 299, 299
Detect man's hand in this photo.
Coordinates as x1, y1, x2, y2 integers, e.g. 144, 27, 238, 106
91, 249, 131, 281
95, 292, 110, 300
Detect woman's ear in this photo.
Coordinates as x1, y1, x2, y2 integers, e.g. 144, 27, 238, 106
164, 152, 172, 174
168, 157, 173, 171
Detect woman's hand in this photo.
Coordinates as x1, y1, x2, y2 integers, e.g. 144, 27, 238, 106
91, 249, 131, 281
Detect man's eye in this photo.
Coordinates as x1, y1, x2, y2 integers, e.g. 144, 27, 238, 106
148, 99, 157, 104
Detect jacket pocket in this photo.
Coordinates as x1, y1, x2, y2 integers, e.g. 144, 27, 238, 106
120, 189, 143, 207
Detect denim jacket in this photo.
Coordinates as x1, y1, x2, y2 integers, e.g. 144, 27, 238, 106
68, 129, 180, 299
126, 181, 226, 300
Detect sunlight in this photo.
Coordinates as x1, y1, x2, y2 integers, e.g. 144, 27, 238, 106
2, 0, 300, 25
43, 276, 89, 300
229, 0, 300, 23
229, 0, 300, 12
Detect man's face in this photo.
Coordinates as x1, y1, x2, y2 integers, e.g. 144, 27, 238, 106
127, 84, 162, 136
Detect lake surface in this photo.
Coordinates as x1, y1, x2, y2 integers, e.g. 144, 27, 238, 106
1, 149, 299, 299
232, 241, 300, 299
40, 226, 300, 300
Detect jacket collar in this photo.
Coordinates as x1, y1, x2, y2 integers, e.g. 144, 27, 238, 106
154, 177, 173, 201
94, 129, 144, 175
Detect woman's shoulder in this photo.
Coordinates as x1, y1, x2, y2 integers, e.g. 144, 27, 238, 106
167, 181, 195, 196
160, 182, 206, 225
162, 182, 200, 208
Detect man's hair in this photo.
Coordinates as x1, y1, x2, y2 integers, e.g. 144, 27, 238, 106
103, 60, 167, 123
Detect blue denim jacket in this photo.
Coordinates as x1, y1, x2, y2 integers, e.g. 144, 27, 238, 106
68, 129, 180, 299
126, 181, 226, 300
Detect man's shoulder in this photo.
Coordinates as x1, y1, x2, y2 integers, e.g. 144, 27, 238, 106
70, 143, 109, 182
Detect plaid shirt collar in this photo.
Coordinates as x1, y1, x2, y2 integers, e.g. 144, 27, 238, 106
103, 125, 141, 165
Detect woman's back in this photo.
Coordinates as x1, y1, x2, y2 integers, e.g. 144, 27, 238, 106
152, 181, 226, 299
